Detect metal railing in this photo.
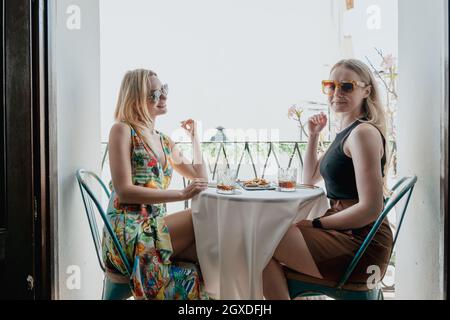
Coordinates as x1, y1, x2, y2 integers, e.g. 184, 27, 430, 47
101, 140, 318, 211
101, 140, 327, 179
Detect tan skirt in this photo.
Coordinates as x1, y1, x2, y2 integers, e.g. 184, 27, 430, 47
297, 199, 393, 285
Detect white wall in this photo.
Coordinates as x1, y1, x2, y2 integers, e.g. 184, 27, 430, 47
49, 0, 103, 299
342, 0, 398, 61
396, 0, 447, 300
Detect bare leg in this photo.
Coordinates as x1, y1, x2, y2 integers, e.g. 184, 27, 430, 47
164, 209, 196, 257
263, 258, 290, 300
273, 225, 323, 279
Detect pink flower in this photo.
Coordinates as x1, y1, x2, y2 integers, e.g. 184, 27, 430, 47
381, 54, 396, 71
287, 105, 303, 120
288, 106, 296, 119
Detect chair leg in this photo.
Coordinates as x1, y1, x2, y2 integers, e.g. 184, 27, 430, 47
102, 276, 133, 300
101, 277, 107, 300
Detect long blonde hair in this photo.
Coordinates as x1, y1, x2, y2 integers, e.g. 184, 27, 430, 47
331, 59, 391, 193
114, 69, 158, 132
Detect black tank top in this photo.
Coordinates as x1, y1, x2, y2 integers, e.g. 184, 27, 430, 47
319, 119, 386, 200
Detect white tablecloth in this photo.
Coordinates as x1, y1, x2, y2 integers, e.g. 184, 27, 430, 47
191, 187, 329, 300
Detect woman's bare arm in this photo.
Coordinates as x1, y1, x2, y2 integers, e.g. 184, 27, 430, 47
303, 113, 328, 185
168, 137, 208, 181
303, 133, 325, 185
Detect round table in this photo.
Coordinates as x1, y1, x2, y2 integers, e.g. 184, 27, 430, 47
191, 186, 329, 300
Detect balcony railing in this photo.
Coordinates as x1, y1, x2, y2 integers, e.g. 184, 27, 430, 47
101, 140, 331, 179
101, 140, 326, 215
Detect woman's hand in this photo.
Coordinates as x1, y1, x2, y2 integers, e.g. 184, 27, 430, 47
181, 178, 208, 200
181, 119, 198, 140
307, 112, 327, 136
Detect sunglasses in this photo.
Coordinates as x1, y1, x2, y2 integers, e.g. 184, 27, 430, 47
149, 83, 169, 102
322, 80, 367, 95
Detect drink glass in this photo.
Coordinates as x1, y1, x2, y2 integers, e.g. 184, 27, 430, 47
216, 169, 237, 194
278, 167, 297, 192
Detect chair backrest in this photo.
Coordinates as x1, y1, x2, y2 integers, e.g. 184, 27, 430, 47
336, 175, 418, 289
76, 169, 132, 276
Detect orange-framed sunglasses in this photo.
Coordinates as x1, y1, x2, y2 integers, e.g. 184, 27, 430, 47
322, 80, 367, 95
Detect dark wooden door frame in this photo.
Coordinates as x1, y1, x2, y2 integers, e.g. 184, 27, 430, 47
0, 0, 50, 300
2, 0, 34, 299
0, 0, 6, 289
32, 0, 50, 300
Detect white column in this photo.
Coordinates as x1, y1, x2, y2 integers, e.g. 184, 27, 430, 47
49, 0, 103, 299
396, 0, 447, 300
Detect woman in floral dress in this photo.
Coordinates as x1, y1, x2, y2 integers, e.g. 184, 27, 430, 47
102, 69, 210, 300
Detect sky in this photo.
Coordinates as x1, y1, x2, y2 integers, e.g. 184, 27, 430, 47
99, 0, 397, 143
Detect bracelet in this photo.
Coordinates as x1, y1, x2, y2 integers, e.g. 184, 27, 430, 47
312, 218, 323, 229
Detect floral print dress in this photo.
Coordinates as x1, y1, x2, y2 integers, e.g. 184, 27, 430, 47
102, 124, 209, 300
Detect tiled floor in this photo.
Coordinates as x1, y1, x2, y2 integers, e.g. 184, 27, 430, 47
383, 289, 395, 300
295, 288, 395, 300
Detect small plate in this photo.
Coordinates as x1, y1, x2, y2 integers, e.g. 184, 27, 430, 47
238, 181, 277, 191
296, 184, 320, 189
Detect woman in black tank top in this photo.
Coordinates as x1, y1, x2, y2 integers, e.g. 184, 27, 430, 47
263, 59, 393, 299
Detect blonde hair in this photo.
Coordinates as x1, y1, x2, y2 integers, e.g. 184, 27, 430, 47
114, 69, 158, 132
331, 59, 391, 194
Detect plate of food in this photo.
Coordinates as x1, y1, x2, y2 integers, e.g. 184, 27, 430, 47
238, 178, 276, 191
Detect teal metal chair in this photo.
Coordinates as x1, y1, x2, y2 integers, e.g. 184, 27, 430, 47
286, 175, 418, 300
76, 169, 133, 300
